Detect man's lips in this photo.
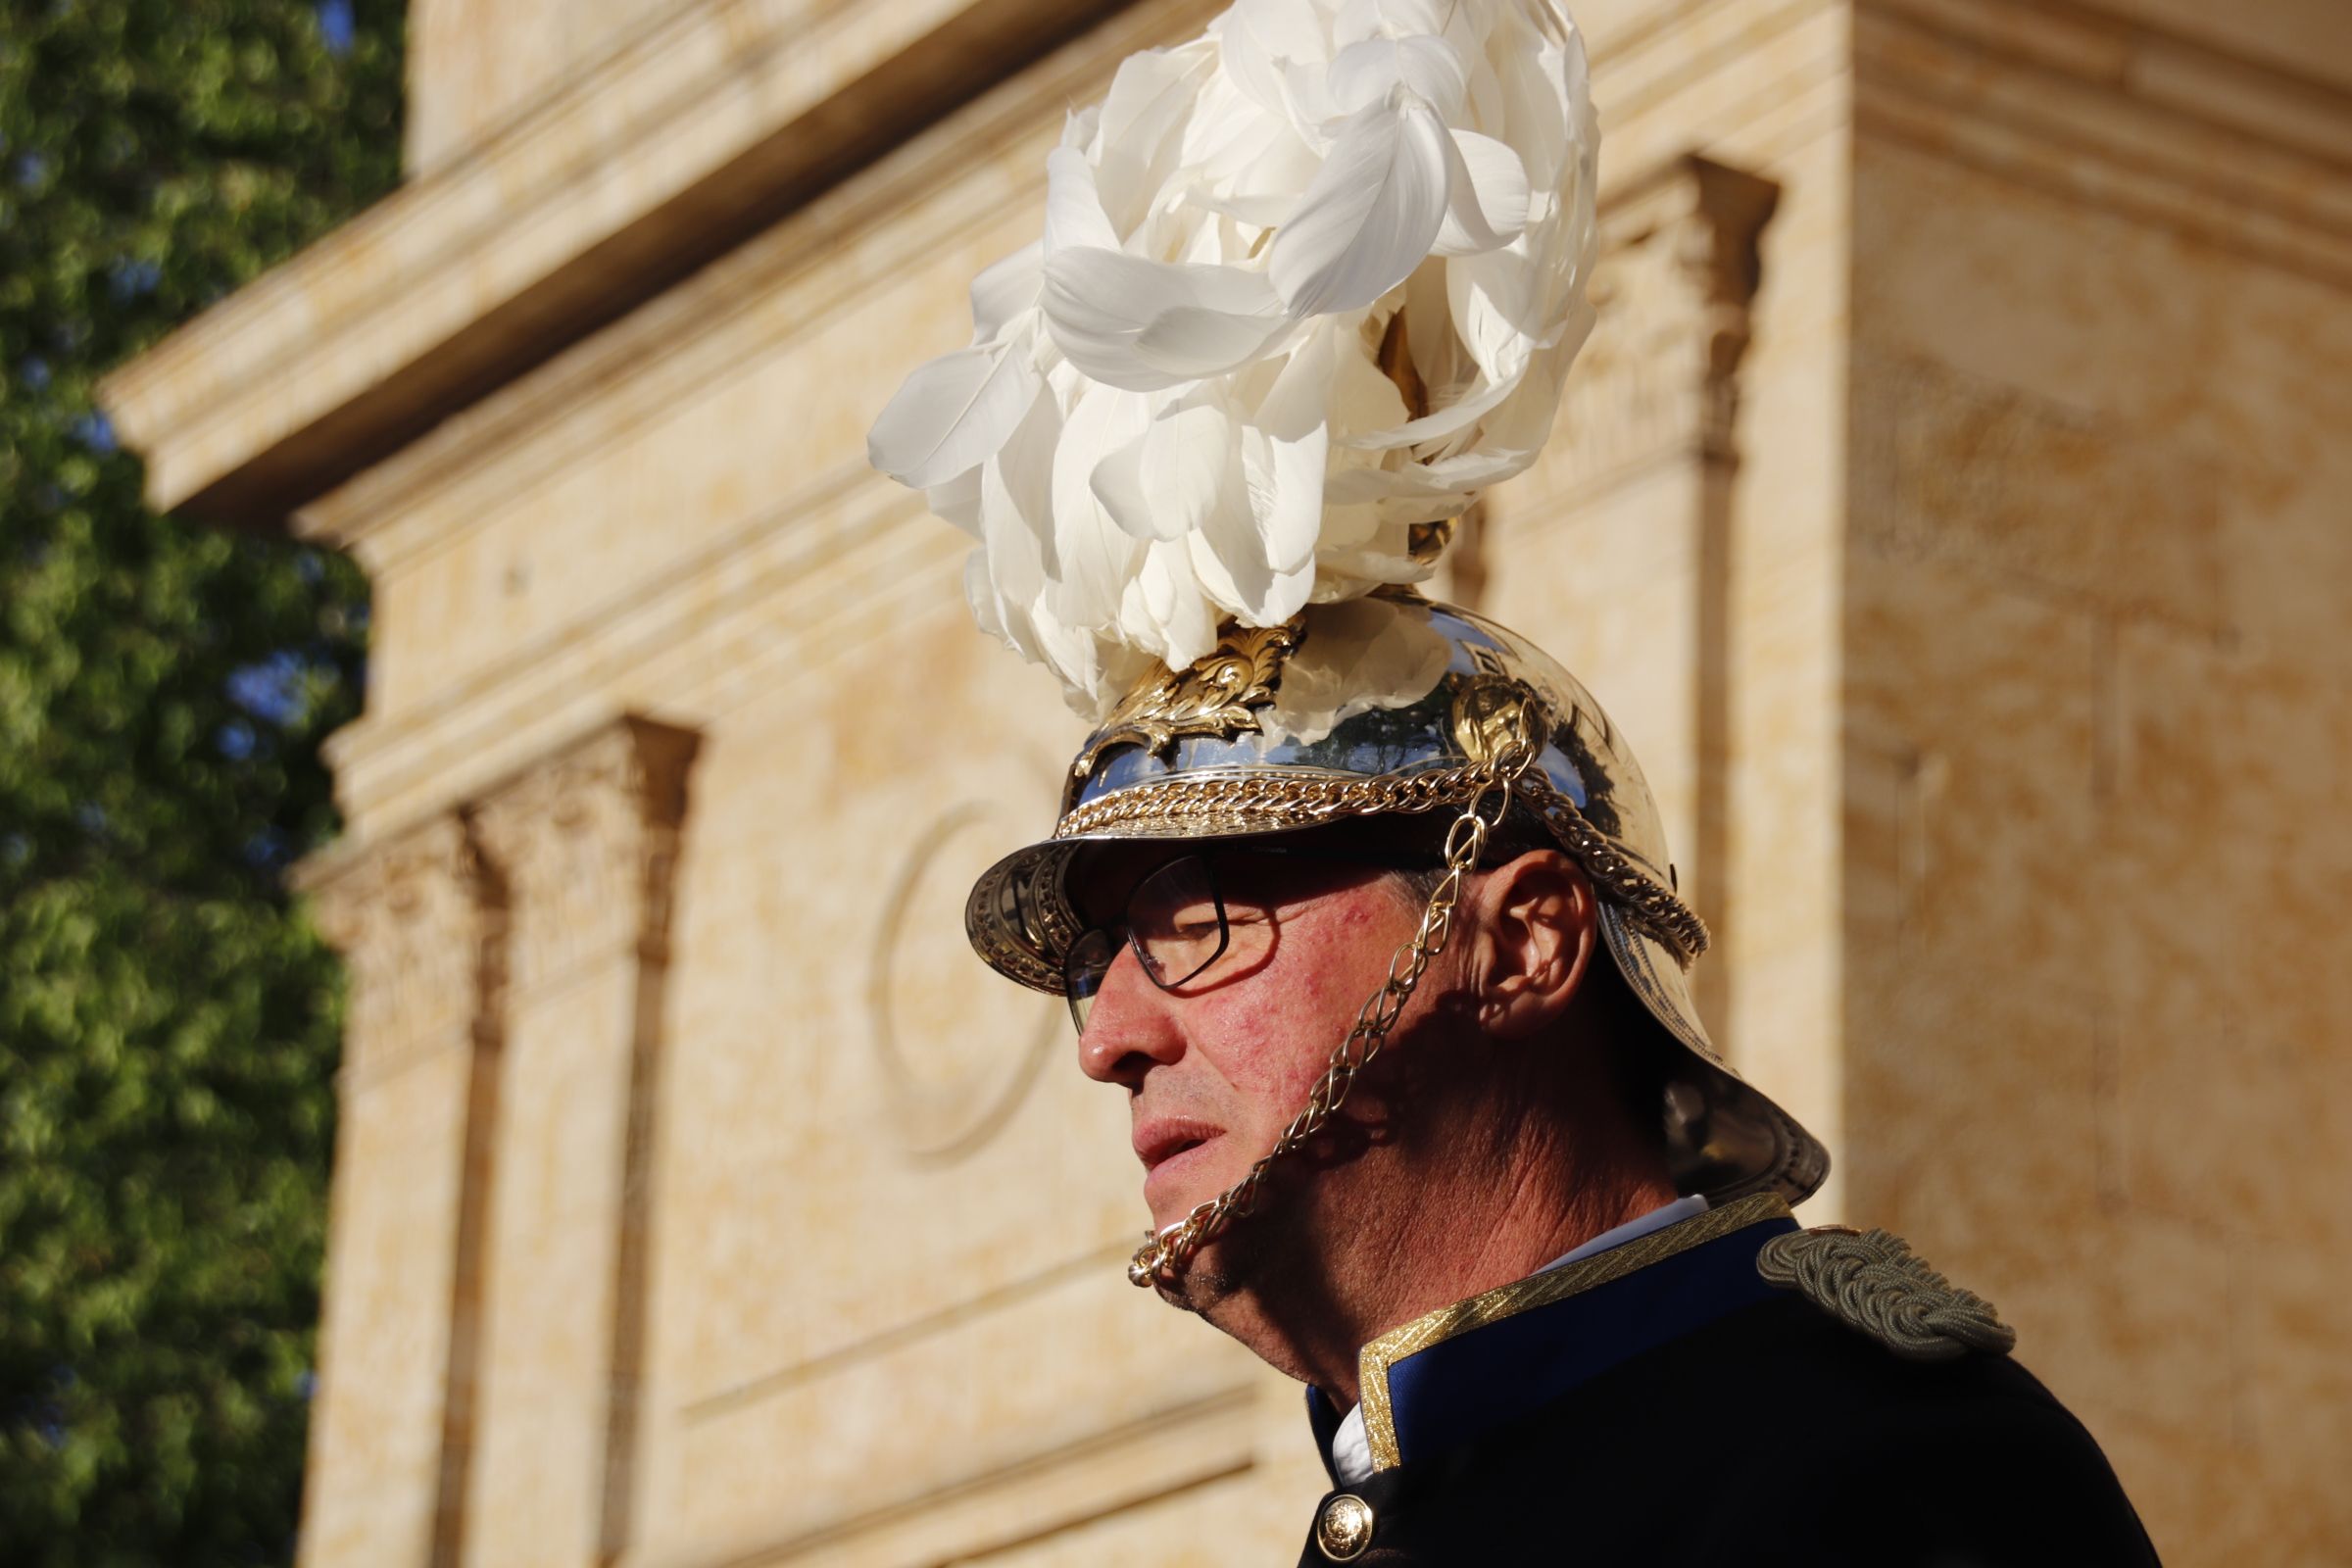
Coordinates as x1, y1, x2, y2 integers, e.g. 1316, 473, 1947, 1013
1134, 1116, 1226, 1173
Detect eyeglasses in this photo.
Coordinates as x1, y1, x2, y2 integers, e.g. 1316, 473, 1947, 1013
1058, 847, 1436, 1037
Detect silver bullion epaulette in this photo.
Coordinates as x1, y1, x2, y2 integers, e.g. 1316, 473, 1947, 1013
1756, 1225, 2018, 1362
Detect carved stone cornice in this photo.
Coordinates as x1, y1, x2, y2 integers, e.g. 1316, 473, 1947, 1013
468, 716, 700, 998
301, 814, 494, 1084
1548, 155, 1780, 499
1856, 0, 2352, 294
93, 0, 1148, 528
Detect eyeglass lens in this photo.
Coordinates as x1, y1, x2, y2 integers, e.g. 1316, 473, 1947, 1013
1065, 856, 1259, 1036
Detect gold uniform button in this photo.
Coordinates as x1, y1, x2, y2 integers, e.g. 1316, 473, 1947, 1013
1316, 1494, 1376, 1561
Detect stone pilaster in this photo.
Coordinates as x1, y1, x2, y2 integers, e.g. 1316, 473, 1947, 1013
297, 817, 502, 1568
463, 716, 697, 1568
1485, 154, 1779, 1037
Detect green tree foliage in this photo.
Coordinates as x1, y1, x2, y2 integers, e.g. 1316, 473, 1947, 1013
1, 3, 403, 1560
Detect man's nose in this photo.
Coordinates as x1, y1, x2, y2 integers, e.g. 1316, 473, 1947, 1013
1076, 944, 1183, 1089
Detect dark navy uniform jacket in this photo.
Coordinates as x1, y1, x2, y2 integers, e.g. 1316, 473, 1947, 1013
1296, 1196, 2160, 1566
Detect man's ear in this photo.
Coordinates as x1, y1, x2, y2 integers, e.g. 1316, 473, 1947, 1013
1468, 851, 1599, 1041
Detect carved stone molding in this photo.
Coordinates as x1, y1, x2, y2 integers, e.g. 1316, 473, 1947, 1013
468, 716, 700, 999
865, 801, 1059, 1162
1549, 155, 1779, 498
302, 813, 496, 1083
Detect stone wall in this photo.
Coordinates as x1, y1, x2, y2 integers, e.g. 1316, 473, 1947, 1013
97, 1, 2352, 1563
1842, 4, 2352, 1558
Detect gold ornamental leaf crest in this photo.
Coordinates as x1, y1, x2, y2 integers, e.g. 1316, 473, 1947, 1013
1448, 670, 1541, 769
1071, 620, 1305, 782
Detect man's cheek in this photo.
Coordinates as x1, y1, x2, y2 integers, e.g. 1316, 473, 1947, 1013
1237, 996, 1348, 1105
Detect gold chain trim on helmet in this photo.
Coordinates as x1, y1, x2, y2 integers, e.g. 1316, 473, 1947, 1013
1516, 784, 1711, 964
1055, 769, 1710, 967
1126, 717, 1545, 1290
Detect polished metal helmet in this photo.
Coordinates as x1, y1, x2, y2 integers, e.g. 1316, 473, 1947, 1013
965, 589, 1829, 1262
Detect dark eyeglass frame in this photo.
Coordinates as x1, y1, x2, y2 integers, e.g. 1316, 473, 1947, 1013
1059, 844, 1442, 1037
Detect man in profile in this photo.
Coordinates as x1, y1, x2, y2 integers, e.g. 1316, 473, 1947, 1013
866, 0, 2161, 1557
957, 599, 2159, 1565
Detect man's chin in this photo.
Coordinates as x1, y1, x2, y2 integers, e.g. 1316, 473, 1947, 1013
1142, 1184, 1315, 1316
1146, 1234, 1245, 1317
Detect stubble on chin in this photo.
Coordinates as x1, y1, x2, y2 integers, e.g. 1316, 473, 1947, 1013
1147, 1188, 1336, 1350
1146, 1228, 1254, 1319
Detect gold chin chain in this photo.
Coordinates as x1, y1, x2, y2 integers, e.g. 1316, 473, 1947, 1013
1125, 710, 1545, 1291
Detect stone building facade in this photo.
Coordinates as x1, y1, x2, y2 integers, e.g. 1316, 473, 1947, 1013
101, 1, 2352, 1563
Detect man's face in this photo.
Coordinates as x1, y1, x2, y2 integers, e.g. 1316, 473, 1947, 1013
1065, 842, 1427, 1240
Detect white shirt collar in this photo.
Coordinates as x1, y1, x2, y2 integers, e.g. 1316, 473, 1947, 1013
1325, 1194, 1709, 1486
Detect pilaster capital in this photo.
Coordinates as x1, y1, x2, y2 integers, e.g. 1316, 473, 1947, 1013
468, 715, 700, 997
1551, 153, 1780, 492
301, 813, 492, 1081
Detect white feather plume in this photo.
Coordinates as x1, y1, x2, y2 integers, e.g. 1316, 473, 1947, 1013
867, 0, 1600, 717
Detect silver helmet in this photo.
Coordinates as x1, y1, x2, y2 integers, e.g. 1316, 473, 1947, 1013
965, 589, 1829, 1258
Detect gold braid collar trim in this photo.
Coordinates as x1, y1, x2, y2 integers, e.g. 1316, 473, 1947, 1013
1053, 769, 1710, 966
1355, 1193, 1791, 1470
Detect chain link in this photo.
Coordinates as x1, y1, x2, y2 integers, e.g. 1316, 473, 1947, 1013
1126, 710, 1546, 1290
